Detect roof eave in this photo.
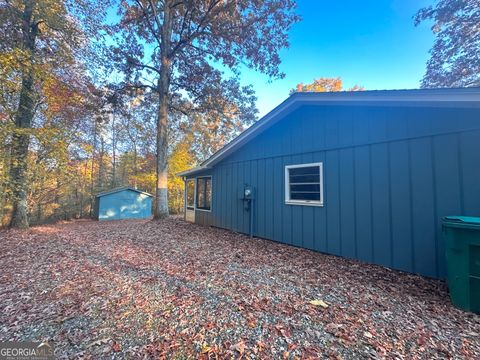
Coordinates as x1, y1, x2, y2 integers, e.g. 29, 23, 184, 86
96, 186, 153, 198
176, 166, 210, 177
180, 87, 480, 173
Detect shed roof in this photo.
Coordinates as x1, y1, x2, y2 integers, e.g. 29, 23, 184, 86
178, 87, 480, 177
96, 186, 153, 198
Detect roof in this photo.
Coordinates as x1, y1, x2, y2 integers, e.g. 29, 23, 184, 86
96, 186, 153, 198
177, 166, 207, 177
178, 87, 480, 177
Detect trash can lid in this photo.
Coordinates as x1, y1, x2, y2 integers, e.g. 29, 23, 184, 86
443, 216, 480, 229
444, 216, 480, 224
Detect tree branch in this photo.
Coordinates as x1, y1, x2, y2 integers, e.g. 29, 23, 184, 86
134, 0, 162, 45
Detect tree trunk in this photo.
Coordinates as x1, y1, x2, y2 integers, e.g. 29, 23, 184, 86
98, 137, 105, 189
9, 0, 38, 228
111, 110, 116, 187
154, 2, 173, 219
89, 117, 97, 217
81, 159, 89, 218
133, 144, 138, 188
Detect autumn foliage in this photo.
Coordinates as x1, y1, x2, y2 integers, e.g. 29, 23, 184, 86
292, 77, 364, 93
415, 0, 480, 88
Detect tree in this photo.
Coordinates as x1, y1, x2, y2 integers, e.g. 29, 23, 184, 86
168, 137, 196, 213
291, 77, 364, 94
415, 0, 480, 88
0, 0, 108, 228
109, 0, 299, 219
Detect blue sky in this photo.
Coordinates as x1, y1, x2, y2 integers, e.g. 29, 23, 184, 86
240, 0, 435, 116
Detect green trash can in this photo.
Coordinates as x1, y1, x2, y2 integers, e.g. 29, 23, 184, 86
442, 216, 480, 314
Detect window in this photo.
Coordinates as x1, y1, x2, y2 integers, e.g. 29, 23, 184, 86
186, 179, 195, 210
285, 162, 323, 206
196, 176, 212, 211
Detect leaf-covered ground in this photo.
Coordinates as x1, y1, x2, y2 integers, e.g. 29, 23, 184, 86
0, 218, 479, 359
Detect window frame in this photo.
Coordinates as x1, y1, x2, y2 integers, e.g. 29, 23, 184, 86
284, 162, 324, 207
195, 176, 212, 212
185, 178, 196, 210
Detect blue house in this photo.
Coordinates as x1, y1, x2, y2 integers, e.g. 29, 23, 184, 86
179, 87, 480, 279
94, 186, 153, 220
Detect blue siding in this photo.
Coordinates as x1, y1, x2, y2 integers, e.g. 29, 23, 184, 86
433, 134, 462, 279
326, 150, 341, 256
370, 143, 391, 268
188, 104, 480, 279
339, 148, 356, 258
98, 190, 152, 220
461, 130, 480, 215
410, 138, 437, 277
389, 141, 413, 272
354, 146, 373, 263
282, 156, 293, 245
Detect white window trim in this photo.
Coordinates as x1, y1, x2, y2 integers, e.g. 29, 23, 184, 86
195, 176, 212, 212
285, 162, 324, 207
185, 178, 195, 210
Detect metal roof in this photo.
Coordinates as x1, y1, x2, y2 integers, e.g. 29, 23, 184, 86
96, 186, 153, 198
178, 87, 480, 177
177, 166, 208, 177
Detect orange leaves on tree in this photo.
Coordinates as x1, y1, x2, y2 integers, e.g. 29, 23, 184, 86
41, 74, 83, 121
292, 77, 364, 94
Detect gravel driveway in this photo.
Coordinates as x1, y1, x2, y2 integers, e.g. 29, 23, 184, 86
0, 217, 479, 359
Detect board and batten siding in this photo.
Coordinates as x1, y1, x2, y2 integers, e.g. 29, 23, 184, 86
191, 104, 480, 279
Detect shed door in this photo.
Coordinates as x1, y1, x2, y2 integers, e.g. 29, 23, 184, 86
185, 179, 195, 222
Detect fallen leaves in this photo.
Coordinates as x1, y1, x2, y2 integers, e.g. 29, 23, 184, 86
363, 331, 373, 339
87, 338, 110, 348
0, 217, 478, 359
201, 342, 211, 354
232, 340, 245, 354
309, 299, 329, 308
111, 341, 121, 352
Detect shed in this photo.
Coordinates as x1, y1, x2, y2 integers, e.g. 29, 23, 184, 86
178, 87, 480, 279
94, 186, 153, 220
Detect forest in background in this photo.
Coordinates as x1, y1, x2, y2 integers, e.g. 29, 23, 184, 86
0, 0, 277, 226
0, 53, 251, 224
0, 0, 477, 227
1, 0, 302, 227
